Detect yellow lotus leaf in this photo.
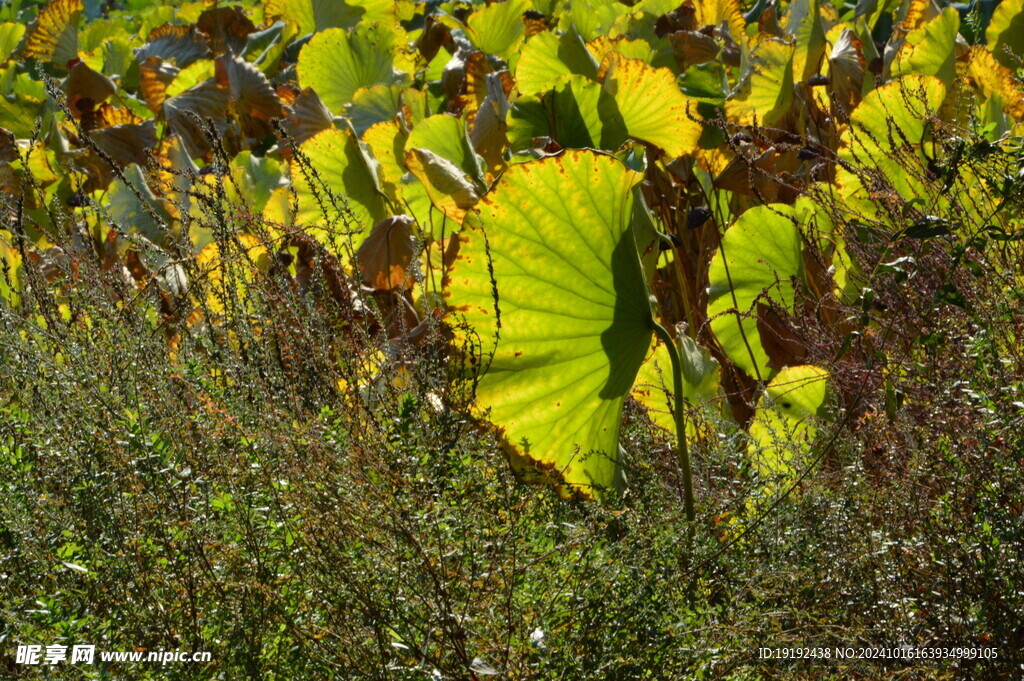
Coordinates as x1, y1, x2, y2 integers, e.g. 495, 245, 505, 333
695, 0, 746, 46
966, 46, 1024, 119
900, 0, 940, 31
985, 0, 1024, 69
725, 38, 795, 128
603, 56, 702, 159
24, 0, 82, 68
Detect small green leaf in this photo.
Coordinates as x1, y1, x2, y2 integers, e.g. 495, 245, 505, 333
707, 204, 804, 380
748, 365, 829, 478
632, 335, 721, 436
725, 38, 795, 127
514, 26, 599, 96
465, 0, 531, 62
405, 114, 486, 188
0, 22, 26, 61
292, 127, 387, 251
297, 24, 405, 115
347, 82, 404, 136
507, 74, 625, 151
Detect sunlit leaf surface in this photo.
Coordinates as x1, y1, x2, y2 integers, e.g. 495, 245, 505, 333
445, 150, 652, 497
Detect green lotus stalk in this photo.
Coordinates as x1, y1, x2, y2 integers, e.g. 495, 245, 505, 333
651, 321, 696, 523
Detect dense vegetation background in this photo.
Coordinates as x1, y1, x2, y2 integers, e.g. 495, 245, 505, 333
1, 0, 1023, 678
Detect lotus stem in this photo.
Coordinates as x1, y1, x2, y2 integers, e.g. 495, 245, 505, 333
651, 321, 696, 523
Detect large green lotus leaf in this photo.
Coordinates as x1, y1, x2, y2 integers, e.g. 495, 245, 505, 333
97, 36, 135, 82
632, 335, 721, 437
529, 0, 563, 14
395, 174, 437, 233
604, 57, 702, 159
605, 1, 680, 52
843, 75, 945, 147
292, 127, 387, 252
130, 8, 173, 38
507, 74, 626, 151
725, 38, 795, 127
297, 24, 405, 115
634, 0, 682, 14
707, 204, 804, 380
445, 150, 652, 497
986, 0, 1024, 69
465, 0, 531, 62
230, 152, 288, 215
348, 0, 408, 25
748, 365, 829, 478
77, 18, 122, 53
422, 45, 451, 83
9, 69, 47, 103
405, 114, 486, 188
838, 75, 946, 208
398, 88, 431, 127
678, 61, 729, 105
832, 164, 881, 225
515, 27, 599, 96
891, 7, 959, 84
